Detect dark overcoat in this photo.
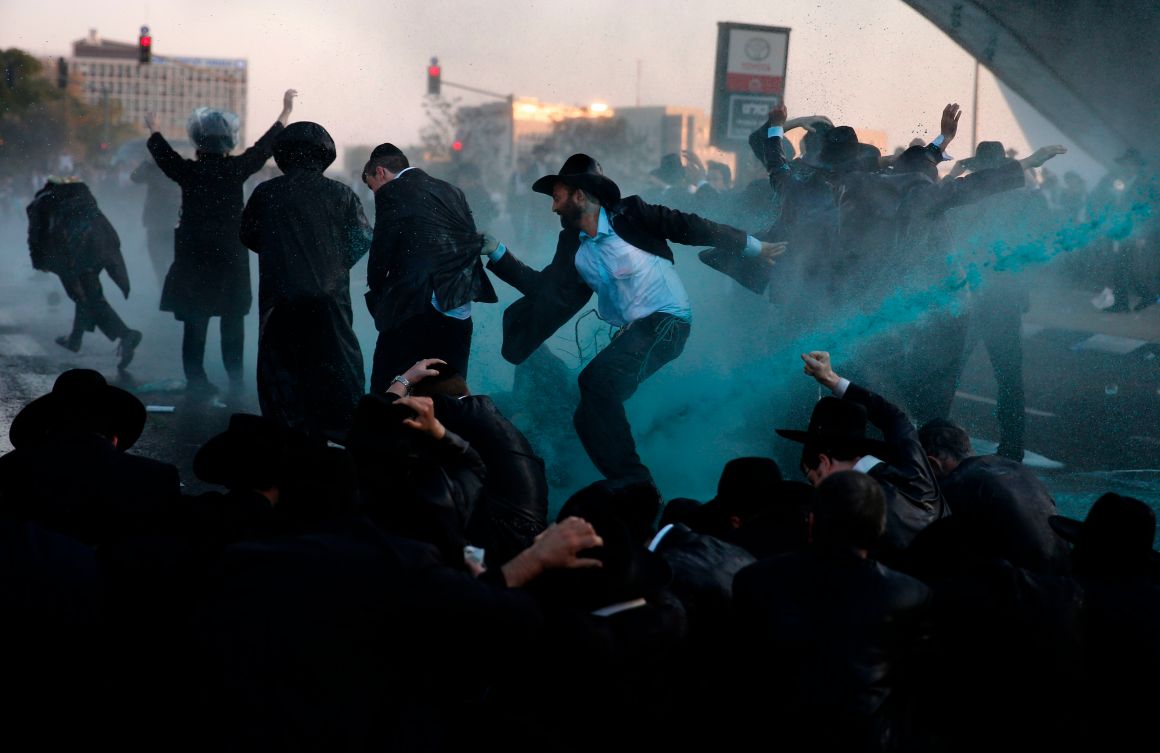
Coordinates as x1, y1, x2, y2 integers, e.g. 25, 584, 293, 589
26, 180, 130, 298
147, 122, 283, 319
240, 122, 372, 435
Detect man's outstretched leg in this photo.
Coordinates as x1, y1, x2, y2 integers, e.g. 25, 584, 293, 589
573, 312, 689, 484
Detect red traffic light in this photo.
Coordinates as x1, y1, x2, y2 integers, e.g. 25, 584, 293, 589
140, 35, 152, 47
451, 140, 463, 152
427, 65, 440, 77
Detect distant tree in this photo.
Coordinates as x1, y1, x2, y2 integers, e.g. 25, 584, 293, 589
0, 48, 137, 177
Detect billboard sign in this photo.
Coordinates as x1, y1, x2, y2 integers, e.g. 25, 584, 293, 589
711, 22, 790, 148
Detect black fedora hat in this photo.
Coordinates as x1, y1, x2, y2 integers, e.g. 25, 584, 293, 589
532, 153, 621, 207
1049, 492, 1159, 570
649, 152, 687, 185
775, 397, 892, 460
543, 480, 672, 610
802, 126, 863, 172
686, 457, 782, 532
194, 413, 316, 490
9, 368, 146, 450
960, 140, 1009, 171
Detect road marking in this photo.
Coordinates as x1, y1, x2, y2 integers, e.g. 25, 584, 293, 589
1069, 333, 1149, 355
954, 390, 1056, 417
0, 334, 47, 357
970, 436, 1065, 469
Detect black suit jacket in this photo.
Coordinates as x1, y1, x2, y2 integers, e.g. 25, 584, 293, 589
733, 548, 933, 750
366, 169, 497, 331
936, 454, 1070, 574
841, 383, 949, 555
486, 194, 749, 364
0, 431, 182, 546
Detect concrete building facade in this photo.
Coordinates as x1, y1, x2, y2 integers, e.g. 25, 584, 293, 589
69, 29, 247, 146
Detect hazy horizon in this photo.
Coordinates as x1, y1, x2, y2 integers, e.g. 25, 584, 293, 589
1, 0, 1103, 178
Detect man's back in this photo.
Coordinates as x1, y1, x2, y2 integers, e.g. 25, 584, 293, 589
367, 169, 493, 327
734, 548, 932, 749
242, 171, 371, 313
0, 432, 181, 546
939, 454, 1069, 574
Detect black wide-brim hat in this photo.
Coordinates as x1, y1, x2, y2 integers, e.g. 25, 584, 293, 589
649, 152, 687, 185
194, 413, 315, 489
544, 481, 672, 610
775, 397, 893, 461
10, 369, 146, 450
960, 140, 1009, 171
1049, 492, 1160, 565
690, 457, 783, 523
532, 153, 621, 208
802, 125, 863, 172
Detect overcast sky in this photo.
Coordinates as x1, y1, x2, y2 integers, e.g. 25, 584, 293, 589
1, 0, 1100, 175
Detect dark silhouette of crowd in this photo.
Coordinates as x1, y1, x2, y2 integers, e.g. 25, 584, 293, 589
1, 353, 1156, 752
7, 92, 1160, 752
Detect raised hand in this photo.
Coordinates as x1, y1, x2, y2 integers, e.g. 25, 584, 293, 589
1020, 145, 1067, 169
940, 103, 962, 143
768, 102, 788, 127
396, 396, 446, 440
801, 351, 840, 390
759, 240, 789, 266
401, 358, 446, 385
480, 233, 504, 256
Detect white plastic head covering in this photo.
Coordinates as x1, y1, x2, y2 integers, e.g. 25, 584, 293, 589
187, 107, 240, 154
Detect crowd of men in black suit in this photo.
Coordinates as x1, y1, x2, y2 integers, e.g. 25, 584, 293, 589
9, 94, 1160, 751
1, 349, 1156, 751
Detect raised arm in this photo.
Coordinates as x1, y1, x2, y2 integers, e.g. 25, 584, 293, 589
481, 233, 547, 296
144, 112, 190, 184
235, 89, 298, 177
277, 88, 297, 126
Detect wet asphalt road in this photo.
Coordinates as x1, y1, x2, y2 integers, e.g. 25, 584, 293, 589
1, 214, 1157, 527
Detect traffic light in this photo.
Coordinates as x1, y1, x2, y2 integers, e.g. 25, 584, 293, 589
138, 26, 152, 64
56, 58, 68, 89
427, 57, 441, 96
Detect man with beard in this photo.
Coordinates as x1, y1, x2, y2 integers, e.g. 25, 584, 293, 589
482, 153, 785, 486
241, 122, 372, 437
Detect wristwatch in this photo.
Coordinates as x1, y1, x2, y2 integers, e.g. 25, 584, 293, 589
391, 375, 413, 394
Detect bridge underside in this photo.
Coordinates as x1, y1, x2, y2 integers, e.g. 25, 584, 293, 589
902, 0, 1159, 168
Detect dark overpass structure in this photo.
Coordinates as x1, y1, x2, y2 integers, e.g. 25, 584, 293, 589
902, 0, 1159, 168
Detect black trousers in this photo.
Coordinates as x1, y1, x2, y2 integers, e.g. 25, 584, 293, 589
964, 291, 1025, 460
61, 271, 130, 342
369, 307, 473, 395
182, 314, 244, 384
573, 311, 690, 484
904, 291, 1025, 461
